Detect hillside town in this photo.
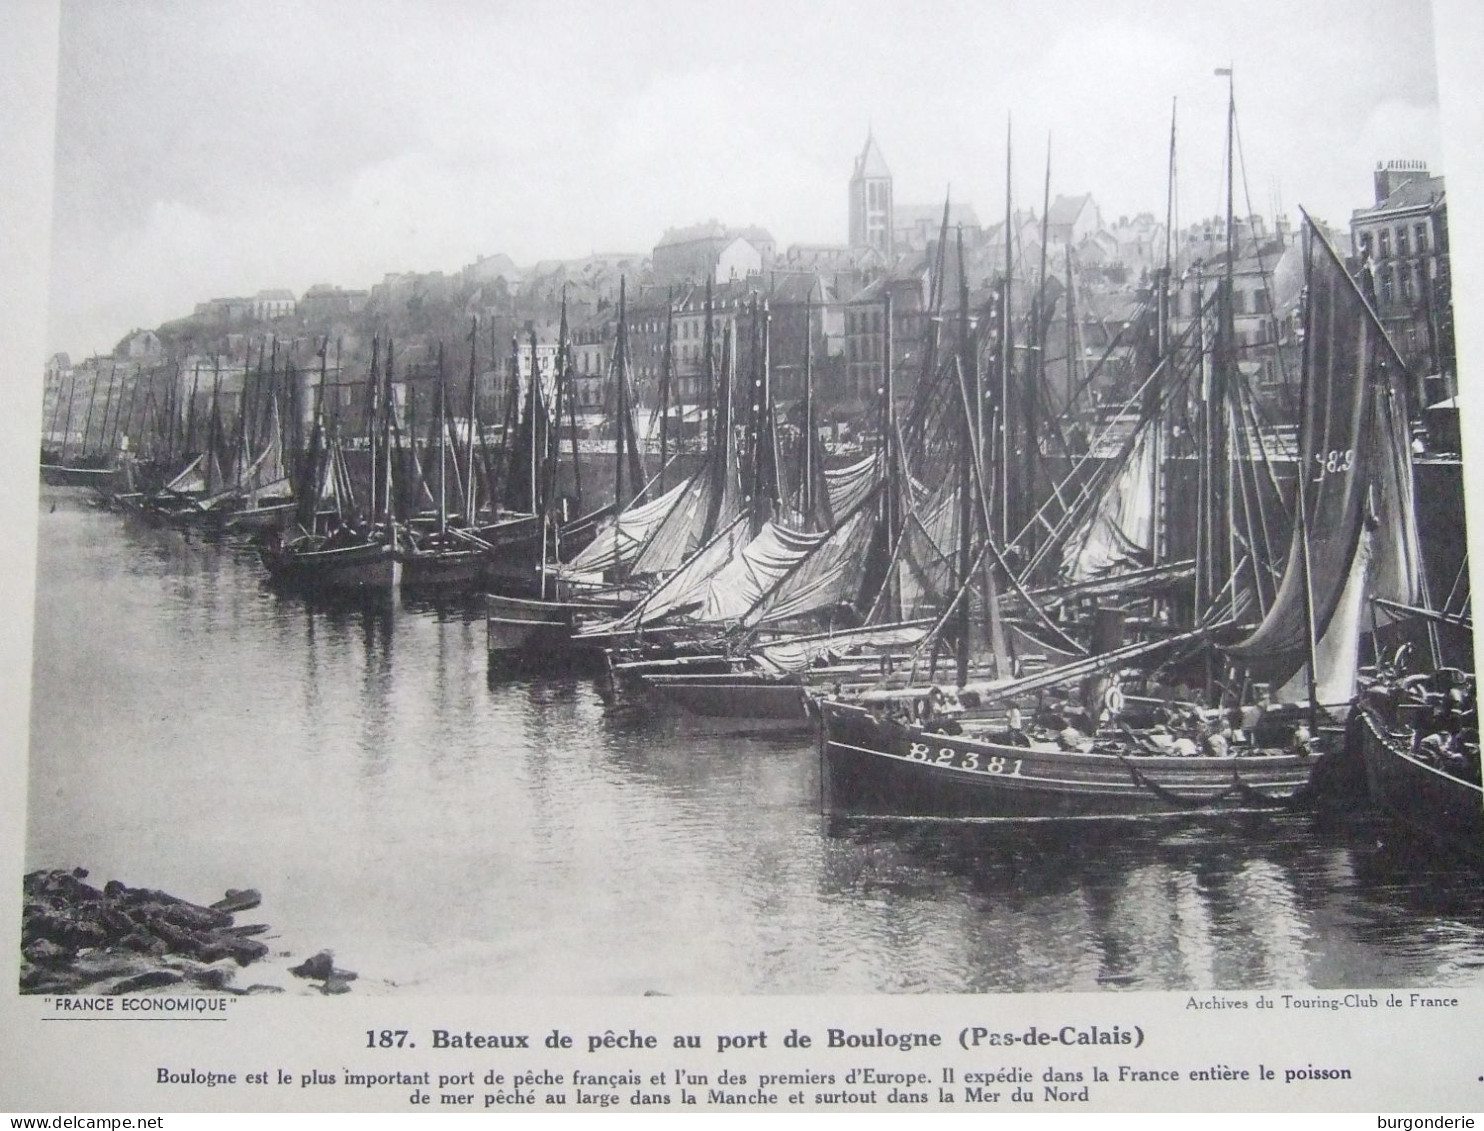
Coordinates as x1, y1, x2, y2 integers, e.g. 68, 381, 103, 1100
39, 137, 1455, 458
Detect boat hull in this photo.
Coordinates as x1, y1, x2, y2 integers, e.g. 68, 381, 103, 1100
1356, 707, 1484, 862
259, 539, 397, 592
224, 500, 296, 533
397, 546, 488, 591
486, 593, 625, 669
644, 674, 810, 722
40, 464, 117, 490
819, 700, 1317, 819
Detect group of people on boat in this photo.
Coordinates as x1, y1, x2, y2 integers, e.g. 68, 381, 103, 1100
1362, 662, 1481, 785
890, 672, 1313, 761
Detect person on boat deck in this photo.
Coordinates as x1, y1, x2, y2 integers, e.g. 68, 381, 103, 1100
1170, 733, 1199, 757
1057, 725, 1092, 753
1204, 724, 1234, 758
1289, 724, 1316, 758
1239, 686, 1270, 734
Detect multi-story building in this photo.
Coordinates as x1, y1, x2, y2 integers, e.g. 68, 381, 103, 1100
1350, 160, 1452, 397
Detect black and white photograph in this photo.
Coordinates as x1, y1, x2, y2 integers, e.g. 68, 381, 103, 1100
5, 0, 1484, 1116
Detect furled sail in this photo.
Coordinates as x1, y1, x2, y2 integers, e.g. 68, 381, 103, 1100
742, 502, 880, 628
1226, 214, 1421, 700
823, 453, 880, 519
1059, 424, 1156, 582
560, 478, 690, 576
696, 520, 834, 623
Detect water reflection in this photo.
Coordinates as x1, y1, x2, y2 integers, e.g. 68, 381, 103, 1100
24, 490, 1484, 994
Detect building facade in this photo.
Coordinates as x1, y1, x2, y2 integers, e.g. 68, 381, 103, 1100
1350, 160, 1452, 397
848, 132, 893, 255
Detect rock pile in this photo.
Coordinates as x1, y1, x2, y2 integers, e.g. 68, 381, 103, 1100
22, 868, 285, 995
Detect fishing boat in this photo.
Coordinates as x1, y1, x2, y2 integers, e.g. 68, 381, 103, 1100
1352, 667, 1482, 862
398, 333, 495, 592
259, 340, 397, 594
487, 280, 673, 664
820, 199, 1410, 819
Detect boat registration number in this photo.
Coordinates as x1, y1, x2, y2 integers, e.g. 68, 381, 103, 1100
906, 742, 1024, 776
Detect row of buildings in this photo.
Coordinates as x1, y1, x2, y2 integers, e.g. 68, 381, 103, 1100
46, 134, 1453, 455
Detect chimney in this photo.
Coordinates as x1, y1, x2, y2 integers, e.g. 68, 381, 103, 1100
1373, 159, 1430, 205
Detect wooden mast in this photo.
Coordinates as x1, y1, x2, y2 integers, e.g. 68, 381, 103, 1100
658, 287, 673, 495
1000, 117, 1014, 546
464, 316, 480, 524
801, 285, 814, 526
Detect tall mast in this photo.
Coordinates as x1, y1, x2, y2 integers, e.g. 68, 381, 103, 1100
206, 355, 223, 492
658, 286, 673, 494
1001, 117, 1014, 545
882, 291, 899, 621
465, 317, 479, 523
527, 329, 540, 520
59, 373, 78, 462
801, 285, 814, 525
366, 337, 380, 520
376, 335, 388, 534
185, 362, 201, 454
956, 226, 974, 685
113, 367, 138, 457
79, 367, 101, 460
562, 288, 582, 513
96, 366, 117, 460
614, 276, 628, 516
702, 277, 714, 453
1155, 97, 1178, 574
1028, 135, 1052, 552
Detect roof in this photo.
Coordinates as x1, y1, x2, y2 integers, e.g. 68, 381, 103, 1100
894, 202, 982, 229
853, 131, 891, 180
657, 220, 729, 248
1048, 194, 1095, 227
1353, 173, 1446, 219
254, 288, 296, 301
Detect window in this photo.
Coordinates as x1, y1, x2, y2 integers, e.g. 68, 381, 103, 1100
1379, 267, 1394, 306
1379, 229, 1391, 259
1359, 232, 1373, 257
1400, 266, 1414, 303
1416, 223, 1430, 254
1396, 226, 1409, 257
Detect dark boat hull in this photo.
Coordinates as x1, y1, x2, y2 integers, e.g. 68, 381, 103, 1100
819, 700, 1316, 819
397, 546, 488, 591
259, 539, 397, 592
40, 464, 117, 489
1357, 707, 1484, 862
644, 674, 811, 722
224, 499, 296, 533
486, 593, 626, 669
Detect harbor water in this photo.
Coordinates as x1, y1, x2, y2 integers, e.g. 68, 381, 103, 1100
24, 489, 1484, 995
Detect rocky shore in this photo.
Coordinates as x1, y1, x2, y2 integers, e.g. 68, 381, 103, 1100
21, 868, 358, 995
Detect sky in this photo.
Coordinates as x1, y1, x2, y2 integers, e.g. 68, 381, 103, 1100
44, 0, 1444, 357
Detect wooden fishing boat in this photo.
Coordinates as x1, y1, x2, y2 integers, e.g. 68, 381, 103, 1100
819, 696, 1315, 818
259, 529, 397, 591
485, 592, 627, 668
816, 203, 1401, 820
1354, 699, 1483, 862
644, 671, 812, 722
258, 339, 397, 594
39, 462, 118, 489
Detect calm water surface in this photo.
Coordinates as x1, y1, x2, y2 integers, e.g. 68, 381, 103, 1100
25, 490, 1484, 994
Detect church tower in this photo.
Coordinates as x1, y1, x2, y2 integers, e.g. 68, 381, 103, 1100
849, 130, 894, 255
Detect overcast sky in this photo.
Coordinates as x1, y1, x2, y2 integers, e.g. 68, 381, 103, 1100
46, 0, 1442, 357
